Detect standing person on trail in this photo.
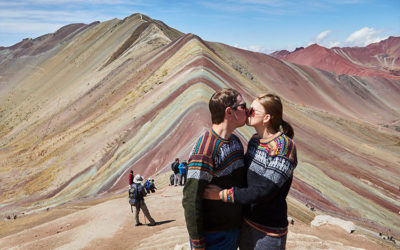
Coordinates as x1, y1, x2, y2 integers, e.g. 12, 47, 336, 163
128, 170, 134, 188
171, 158, 180, 186
145, 178, 151, 193
182, 88, 247, 250
178, 160, 187, 186
129, 174, 156, 226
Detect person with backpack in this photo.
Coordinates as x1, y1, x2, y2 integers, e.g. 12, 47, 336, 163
171, 158, 180, 186
129, 174, 156, 226
178, 160, 187, 186
149, 179, 157, 193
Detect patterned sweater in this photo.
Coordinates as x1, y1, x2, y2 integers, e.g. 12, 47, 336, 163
182, 129, 246, 248
223, 132, 297, 231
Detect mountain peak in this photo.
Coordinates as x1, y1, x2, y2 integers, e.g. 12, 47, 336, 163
271, 36, 400, 79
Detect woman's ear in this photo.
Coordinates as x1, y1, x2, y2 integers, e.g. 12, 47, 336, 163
263, 114, 271, 124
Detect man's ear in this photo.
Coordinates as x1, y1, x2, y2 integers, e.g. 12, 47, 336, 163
225, 107, 232, 116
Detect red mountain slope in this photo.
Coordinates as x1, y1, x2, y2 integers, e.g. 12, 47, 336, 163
272, 37, 400, 79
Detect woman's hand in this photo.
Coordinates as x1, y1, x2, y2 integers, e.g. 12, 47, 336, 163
203, 184, 222, 200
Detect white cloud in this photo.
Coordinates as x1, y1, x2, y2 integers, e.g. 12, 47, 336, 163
236, 44, 274, 54
327, 41, 340, 47
345, 27, 385, 46
307, 30, 340, 48
316, 30, 331, 42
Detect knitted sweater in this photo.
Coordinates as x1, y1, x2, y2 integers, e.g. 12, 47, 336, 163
223, 132, 297, 230
182, 129, 246, 249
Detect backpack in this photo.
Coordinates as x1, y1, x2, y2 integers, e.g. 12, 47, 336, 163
170, 174, 174, 186
128, 184, 143, 206
149, 182, 156, 193
171, 162, 179, 174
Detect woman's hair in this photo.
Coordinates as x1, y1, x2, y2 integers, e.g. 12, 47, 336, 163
209, 88, 241, 124
257, 94, 294, 139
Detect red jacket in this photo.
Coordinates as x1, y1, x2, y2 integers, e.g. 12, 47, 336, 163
129, 173, 134, 185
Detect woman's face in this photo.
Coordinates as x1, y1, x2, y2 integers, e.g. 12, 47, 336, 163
246, 99, 266, 127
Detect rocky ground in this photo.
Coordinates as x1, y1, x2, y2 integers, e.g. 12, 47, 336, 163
0, 172, 397, 250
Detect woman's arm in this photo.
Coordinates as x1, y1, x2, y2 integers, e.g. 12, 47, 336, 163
202, 173, 279, 203
222, 157, 294, 204
230, 172, 279, 204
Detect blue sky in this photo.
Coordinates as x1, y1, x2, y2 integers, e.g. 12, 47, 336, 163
0, 0, 399, 53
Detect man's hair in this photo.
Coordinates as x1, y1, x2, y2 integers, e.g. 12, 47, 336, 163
209, 88, 240, 124
175, 158, 179, 161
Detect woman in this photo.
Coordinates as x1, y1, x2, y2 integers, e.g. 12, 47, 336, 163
204, 94, 297, 250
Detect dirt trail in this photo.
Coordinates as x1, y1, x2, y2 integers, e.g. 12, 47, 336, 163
0, 174, 395, 249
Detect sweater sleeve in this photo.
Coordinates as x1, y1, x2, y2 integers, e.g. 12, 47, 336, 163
182, 154, 213, 249
224, 156, 294, 204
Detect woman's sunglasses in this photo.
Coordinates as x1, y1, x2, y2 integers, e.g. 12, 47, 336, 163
247, 107, 265, 117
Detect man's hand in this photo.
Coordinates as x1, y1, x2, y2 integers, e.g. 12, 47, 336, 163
203, 184, 222, 200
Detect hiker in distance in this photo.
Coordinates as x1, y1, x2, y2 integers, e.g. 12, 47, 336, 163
171, 158, 180, 187
182, 88, 247, 250
145, 178, 157, 193
204, 94, 297, 250
178, 160, 188, 186
129, 174, 156, 226
128, 170, 134, 188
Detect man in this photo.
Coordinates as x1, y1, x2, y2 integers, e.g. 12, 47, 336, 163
182, 88, 247, 249
171, 158, 180, 186
131, 174, 156, 226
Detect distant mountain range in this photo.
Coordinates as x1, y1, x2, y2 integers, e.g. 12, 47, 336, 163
0, 13, 399, 241
271, 37, 400, 79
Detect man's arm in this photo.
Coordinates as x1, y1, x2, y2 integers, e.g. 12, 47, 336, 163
182, 154, 213, 249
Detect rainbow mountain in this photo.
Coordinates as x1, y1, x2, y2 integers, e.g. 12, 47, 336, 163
0, 13, 399, 240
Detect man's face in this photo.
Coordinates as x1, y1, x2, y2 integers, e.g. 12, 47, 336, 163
231, 95, 247, 128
